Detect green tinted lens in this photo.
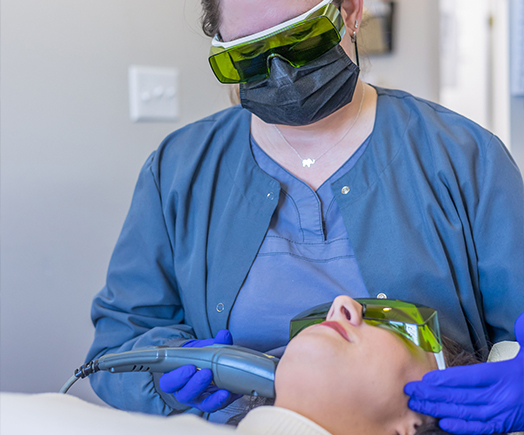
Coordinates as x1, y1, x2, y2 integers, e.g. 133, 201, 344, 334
289, 299, 442, 354
289, 302, 331, 339
358, 299, 430, 323
356, 299, 442, 353
277, 17, 342, 66
209, 15, 342, 84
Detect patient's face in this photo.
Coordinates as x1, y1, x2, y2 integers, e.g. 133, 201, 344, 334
275, 296, 438, 435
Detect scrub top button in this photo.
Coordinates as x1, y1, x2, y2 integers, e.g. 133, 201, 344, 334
216, 303, 225, 313
377, 293, 388, 299
341, 186, 351, 195
267, 192, 275, 200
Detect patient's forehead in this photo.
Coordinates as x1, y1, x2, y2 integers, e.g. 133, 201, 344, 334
219, 0, 319, 41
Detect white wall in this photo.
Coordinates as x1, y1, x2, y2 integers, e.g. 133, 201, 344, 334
0, 0, 229, 404
438, 0, 513, 148
490, 0, 512, 147
361, 0, 441, 102
439, 0, 491, 130
511, 98, 524, 169
510, 0, 524, 170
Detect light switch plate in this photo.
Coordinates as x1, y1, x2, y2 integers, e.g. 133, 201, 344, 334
129, 66, 179, 122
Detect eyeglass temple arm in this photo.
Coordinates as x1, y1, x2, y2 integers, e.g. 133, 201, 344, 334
435, 350, 446, 370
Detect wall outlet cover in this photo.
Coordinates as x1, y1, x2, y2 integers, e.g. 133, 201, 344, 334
129, 66, 179, 122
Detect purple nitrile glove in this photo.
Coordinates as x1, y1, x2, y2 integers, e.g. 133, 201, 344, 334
405, 312, 524, 435
159, 329, 242, 413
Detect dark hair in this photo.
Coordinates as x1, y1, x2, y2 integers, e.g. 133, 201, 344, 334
415, 422, 453, 435
226, 396, 275, 426
201, 0, 345, 38
201, 0, 221, 38
415, 420, 506, 435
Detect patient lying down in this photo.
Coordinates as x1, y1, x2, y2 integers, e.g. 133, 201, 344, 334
234, 295, 481, 435
2, 296, 509, 435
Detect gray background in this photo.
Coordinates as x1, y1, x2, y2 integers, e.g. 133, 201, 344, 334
1, 0, 522, 406
510, 0, 524, 166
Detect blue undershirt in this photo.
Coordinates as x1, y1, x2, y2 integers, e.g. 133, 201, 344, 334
228, 134, 371, 355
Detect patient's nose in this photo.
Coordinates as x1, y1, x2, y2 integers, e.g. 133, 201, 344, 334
327, 296, 363, 326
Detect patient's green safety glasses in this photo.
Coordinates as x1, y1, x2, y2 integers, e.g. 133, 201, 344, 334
290, 298, 446, 369
208, 0, 345, 84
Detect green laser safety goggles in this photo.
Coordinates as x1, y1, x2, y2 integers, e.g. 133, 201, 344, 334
208, 0, 346, 84
290, 298, 447, 370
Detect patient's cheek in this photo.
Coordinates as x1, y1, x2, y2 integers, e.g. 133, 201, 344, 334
274, 335, 338, 404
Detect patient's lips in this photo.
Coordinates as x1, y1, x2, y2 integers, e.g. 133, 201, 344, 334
319, 321, 350, 342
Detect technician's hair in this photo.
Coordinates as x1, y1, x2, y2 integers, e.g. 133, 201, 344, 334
200, 0, 345, 38
201, 0, 221, 38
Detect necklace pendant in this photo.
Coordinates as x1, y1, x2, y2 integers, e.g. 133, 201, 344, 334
302, 158, 316, 168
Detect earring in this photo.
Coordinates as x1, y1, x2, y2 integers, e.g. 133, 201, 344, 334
351, 20, 359, 42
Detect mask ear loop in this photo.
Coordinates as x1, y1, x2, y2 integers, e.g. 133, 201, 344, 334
351, 20, 360, 67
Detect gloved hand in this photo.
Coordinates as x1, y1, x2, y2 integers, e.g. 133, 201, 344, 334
159, 329, 242, 413
180, 329, 233, 349
405, 312, 524, 435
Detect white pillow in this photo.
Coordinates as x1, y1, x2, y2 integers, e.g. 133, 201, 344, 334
488, 340, 520, 362
0, 392, 236, 435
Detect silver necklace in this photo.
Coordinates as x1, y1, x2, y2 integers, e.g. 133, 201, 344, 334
273, 83, 366, 168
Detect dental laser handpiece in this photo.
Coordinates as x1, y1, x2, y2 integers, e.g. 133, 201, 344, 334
60, 344, 279, 398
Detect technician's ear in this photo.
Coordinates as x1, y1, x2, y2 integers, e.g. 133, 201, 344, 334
339, 0, 363, 35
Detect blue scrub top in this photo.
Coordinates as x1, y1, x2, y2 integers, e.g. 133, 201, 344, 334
229, 136, 370, 354
86, 87, 524, 417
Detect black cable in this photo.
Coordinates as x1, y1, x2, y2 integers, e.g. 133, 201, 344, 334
354, 33, 360, 67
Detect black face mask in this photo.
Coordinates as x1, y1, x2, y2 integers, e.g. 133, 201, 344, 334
239, 44, 360, 126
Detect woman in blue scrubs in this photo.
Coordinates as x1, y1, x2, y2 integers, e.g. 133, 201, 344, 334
86, 0, 524, 431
